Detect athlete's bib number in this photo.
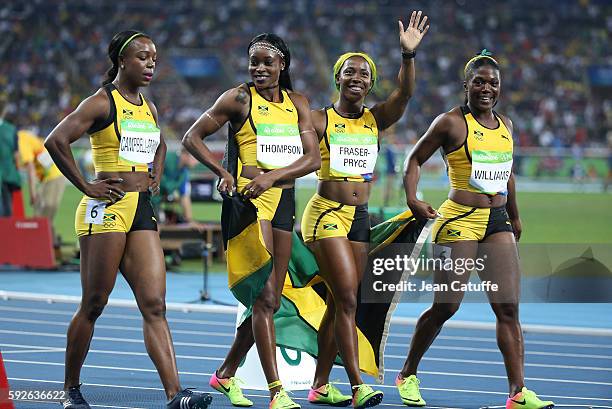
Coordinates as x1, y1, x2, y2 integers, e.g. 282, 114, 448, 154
118, 119, 160, 165
256, 123, 302, 169
469, 150, 513, 194
85, 200, 106, 225
329, 133, 378, 178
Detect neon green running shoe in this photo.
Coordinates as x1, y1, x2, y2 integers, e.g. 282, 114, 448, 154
396, 375, 426, 407
270, 388, 300, 409
351, 384, 383, 409
308, 383, 352, 406
209, 372, 253, 407
506, 387, 554, 409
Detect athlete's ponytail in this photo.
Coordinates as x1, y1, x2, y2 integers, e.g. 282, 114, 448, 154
248, 33, 293, 91
102, 30, 150, 86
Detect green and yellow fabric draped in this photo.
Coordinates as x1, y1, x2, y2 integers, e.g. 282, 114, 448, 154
274, 209, 429, 382
221, 193, 273, 310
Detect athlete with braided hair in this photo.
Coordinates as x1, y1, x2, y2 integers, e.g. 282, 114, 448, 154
183, 33, 320, 409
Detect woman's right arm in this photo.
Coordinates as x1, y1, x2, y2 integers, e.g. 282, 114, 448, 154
403, 113, 452, 219
44, 91, 125, 200
182, 86, 249, 193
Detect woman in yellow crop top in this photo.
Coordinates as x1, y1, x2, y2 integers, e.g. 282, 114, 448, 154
182, 33, 320, 409
299, 11, 429, 408
399, 51, 554, 409
45, 31, 212, 409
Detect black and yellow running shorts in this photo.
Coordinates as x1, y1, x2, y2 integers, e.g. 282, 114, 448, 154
237, 176, 295, 232
432, 199, 513, 243
301, 193, 370, 243
75, 192, 157, 237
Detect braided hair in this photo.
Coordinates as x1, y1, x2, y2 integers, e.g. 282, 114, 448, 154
247, 33, 293, 91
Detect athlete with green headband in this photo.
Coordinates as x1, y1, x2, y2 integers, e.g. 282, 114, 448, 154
398, 50, 554, 409
46, 30, 212, 409
300, 10, 429, 408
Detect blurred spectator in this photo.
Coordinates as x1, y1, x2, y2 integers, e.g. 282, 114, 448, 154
0, 95, 21, 217
0, 0, 609, 150
18, 128, 66, 223
160, 148, 198, 224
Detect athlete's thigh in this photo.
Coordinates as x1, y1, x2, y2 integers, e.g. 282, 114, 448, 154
272, 227, 292, 294
477, 231, 520, 304
349, 241, 369, 282
120, 230, 166, 298
311, 237, 360, 295
258, 219, 279, 296
432, 240, 479, 304
79, 232, 126, 297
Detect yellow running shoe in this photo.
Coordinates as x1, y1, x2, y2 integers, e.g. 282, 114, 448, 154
396, 375, 426, 407
209, 372, 253, 407
506, 387, 554, 409
308, 383, 352, 406
270, 388, 300, 409
352, 384, 383, 409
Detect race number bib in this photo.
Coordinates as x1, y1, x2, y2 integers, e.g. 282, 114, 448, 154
469, 150, 513, 194
256, 123, 302, 169
36, 150, 54, 170
85, 199, 106, 225
118, 119, 160, 165
329, 133, 378, 178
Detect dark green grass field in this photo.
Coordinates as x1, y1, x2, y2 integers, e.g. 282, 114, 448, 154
31, 183, 612, 245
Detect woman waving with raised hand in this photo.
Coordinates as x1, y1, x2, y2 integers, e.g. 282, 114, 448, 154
300, 11, 429, 409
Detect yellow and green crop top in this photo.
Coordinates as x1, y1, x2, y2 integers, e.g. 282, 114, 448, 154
445, 106, 513, 195
318, 105, 379, 182
231, 83, 301, 170
87, 83, 160, 173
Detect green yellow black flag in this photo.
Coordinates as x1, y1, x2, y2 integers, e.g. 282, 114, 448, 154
274, 209, 430, 382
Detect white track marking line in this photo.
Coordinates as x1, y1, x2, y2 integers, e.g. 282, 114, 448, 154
6, 359, 612, 387
2, 329, 611, 360
7, 377, 611, 405
3, 343, 610, 372
12, 400, 144, 409
0, 305, 234, 326
2, 309, 611, 349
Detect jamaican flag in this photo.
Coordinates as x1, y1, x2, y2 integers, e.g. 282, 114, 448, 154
274, 210, 434, 382
221, 193, 273, 310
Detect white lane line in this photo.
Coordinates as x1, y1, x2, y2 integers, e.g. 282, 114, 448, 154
0, 329, 228, 349
0, 305, 235, 327
12, 400, 144, 409
3, 291, 612, 336
3, 329, 611, 360
1, 348, 64, 354
0, 317, 233, 337
385, 346, 612, 360
6, 359, 612, 388
3, 343, 610, 373
8, 377, 612, 404
2, 311, 611, 350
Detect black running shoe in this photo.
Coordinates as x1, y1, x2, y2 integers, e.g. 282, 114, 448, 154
167, 389, 213, 409
62, 385, 91, 409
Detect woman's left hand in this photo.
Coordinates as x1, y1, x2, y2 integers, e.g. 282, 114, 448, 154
242, 172, 277, 199
399, 10, 430, 52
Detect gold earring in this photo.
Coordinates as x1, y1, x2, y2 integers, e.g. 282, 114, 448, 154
121, 65, 125, 69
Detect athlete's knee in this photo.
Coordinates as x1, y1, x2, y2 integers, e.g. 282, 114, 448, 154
430, 303, 460, 323
492, 303, 519, 323
253, 291, 277, 315
139, 296, 166, 321
333, 289, 358, 316
81, 294, 108, 321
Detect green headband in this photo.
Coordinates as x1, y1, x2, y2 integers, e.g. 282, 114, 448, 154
119, 33, 145, 56
464, 49, 499, 75
333, 52, 377, 90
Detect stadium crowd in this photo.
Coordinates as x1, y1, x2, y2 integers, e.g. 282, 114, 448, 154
0, 0, 609, 148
